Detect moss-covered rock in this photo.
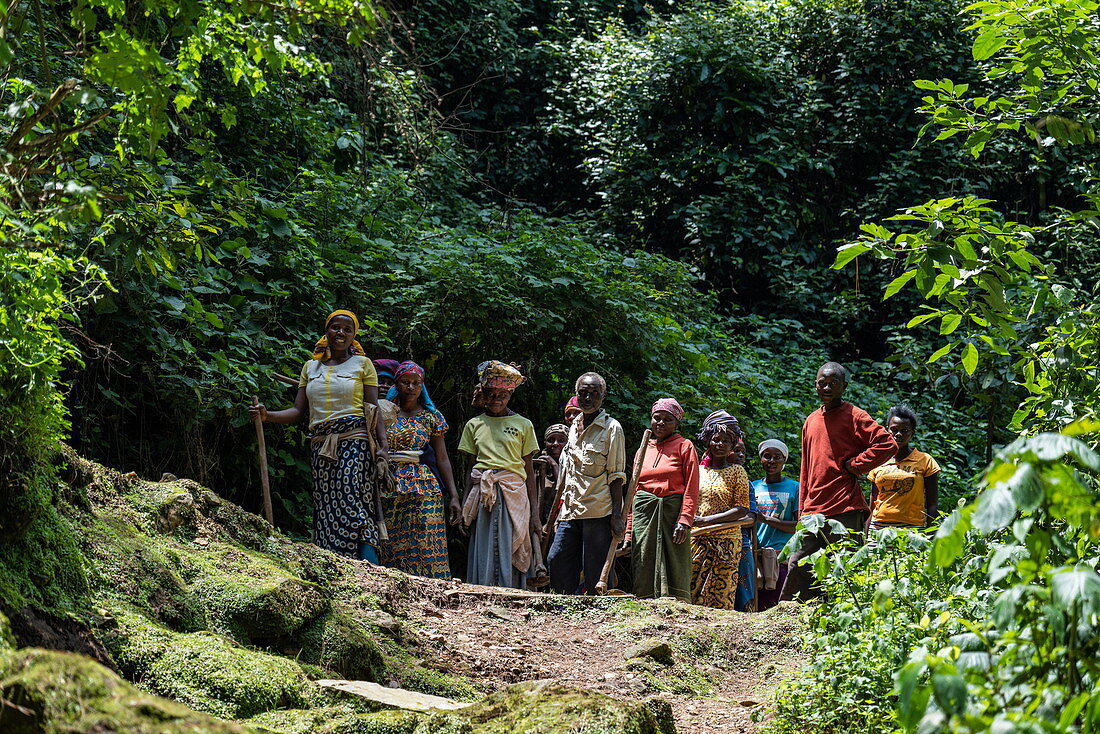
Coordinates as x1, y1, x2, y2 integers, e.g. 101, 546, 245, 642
247, 707, 424, 734
297, 610, 386, 681
451, 681, 668, 734
103, 609, 321, 719
0, 498, 90, 613
192, 571, 330, 643
395, 664, 479, 702
79, 516, 207, 632
0, 647, 252, 733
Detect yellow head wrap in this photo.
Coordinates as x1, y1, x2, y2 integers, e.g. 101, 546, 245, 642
312, 309, 366, 361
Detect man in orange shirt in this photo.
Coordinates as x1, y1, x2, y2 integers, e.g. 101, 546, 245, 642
780, 362, 896, 601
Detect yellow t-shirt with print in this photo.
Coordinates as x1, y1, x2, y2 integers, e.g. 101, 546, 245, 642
298, 355, 378, 428
868, 449, 941, 526
458, 413, 538, 480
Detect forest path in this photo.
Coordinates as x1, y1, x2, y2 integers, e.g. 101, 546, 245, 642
359, 570, 806, 733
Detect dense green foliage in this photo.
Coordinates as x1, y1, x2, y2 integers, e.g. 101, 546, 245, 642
767, 431, 1100, 733
3, 1, 1098, 730
770, 2, 1100, 733
6, 0, 1016, 519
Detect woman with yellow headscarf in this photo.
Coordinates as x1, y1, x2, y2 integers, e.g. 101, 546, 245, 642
250, 310, 390, 560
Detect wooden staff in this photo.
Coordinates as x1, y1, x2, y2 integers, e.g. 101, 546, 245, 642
594, 428, 651, 594
272, 372, 298, 387
251, 395, 274, 525
690, 517, 755, 537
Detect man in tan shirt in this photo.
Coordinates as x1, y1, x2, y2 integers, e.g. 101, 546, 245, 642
546, 372, 627, 594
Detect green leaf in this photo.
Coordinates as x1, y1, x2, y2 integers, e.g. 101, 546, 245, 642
884, 270, 917, 299
833, 243, 870, 269
940, 313, 962, 335
895, 660, 930, 731
1050, 567, 1100, 615
932, 671, 968, 716
972, 485, 1016, 533
972, 30, 1007, 61
961, 342, 978, 375
1003, 463, 1042, 512
928, 342, 955, 364
907, 312, 941, 328
932, 508, 971, 567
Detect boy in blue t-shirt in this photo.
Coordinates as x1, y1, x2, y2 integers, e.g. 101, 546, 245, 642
752, 439, 799, 611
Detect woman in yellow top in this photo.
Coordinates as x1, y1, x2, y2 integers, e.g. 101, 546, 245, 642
691, 410, 752, 609
868, 405, 941, 530
250, 310, 389, 560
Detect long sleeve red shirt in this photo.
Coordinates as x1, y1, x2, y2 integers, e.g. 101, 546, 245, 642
799, 402, 896, 518
633, 433, 700, 527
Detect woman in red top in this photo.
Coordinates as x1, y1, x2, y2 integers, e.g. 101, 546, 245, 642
631, 398, 700, 601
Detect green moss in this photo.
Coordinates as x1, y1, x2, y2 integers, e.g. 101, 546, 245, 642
396, 664, 478, 702
0, 647, 251, 733
455, 681, 666, 734
412, 714, 474, 734
298, 610, 386, 680
248, 708, 424, 734
0, 608, 13, 650
79, 515, 207, 631
0, 497, 90, 614
641, 662, 716, 697
191, 571, 330, 643
103, 608, 321, 719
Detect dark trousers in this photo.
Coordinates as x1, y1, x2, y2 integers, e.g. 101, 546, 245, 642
780, 510, 866, 602
756, 562, 789, 611
547, 517, 613, 595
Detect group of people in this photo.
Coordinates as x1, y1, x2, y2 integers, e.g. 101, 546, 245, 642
251, 310, 942, 609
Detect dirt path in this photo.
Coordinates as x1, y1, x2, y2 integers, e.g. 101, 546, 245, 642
359, 572, 805, 733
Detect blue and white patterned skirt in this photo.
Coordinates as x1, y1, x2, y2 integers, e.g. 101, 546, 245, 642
309, 415, 380, 557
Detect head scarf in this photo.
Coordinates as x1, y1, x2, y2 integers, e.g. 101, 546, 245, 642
385, 360, 437, 412
373, 358, 401, 379
312, 310, 365, 361
758, 438, 790, 460
651, 398, 684, 423
564, 396, 581, 416
477, 361, 525, 389
697, 409, 743, 445
472, 360, 525, 407
543, 423, 569, 442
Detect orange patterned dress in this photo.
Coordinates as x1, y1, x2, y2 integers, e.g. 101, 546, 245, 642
691, 463, 750, 609
381, 408, 451, 578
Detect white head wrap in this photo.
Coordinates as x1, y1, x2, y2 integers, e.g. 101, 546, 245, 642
757, 438, 789, 460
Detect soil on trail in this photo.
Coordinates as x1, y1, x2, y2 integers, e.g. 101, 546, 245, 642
357, 569, 806, 733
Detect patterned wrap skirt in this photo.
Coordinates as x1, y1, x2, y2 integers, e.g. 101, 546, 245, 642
309, 415, 380, 557
631, 491, 692, 602
382, 462, 450, 579
691, 534, 743, 609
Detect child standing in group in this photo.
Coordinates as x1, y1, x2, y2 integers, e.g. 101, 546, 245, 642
752, 439, 799, 611
868, 405, 941, 530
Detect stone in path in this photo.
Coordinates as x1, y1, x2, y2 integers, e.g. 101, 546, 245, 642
315, 679, 471, 712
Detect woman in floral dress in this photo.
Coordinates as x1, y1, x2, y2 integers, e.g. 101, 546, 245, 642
382, 361, 462, 578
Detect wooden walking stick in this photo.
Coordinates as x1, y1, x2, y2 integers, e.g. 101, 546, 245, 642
251, 395, 274, 525
594, 428, 651, 595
